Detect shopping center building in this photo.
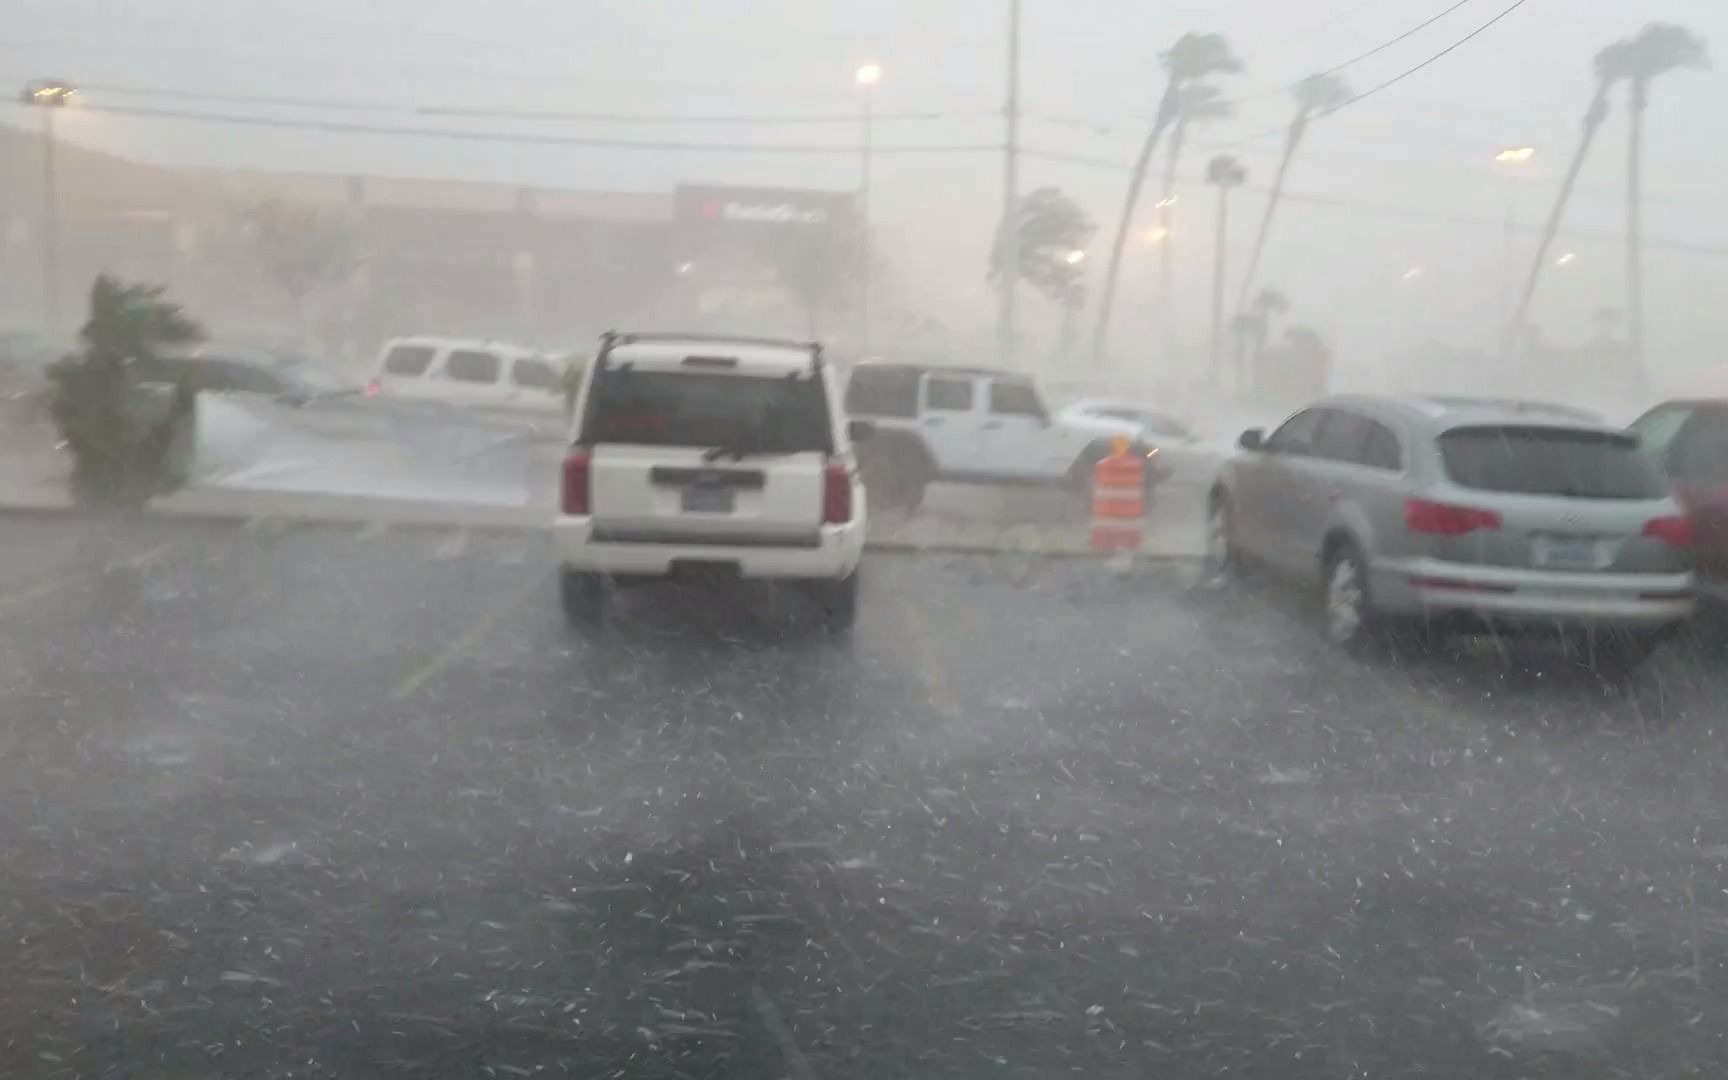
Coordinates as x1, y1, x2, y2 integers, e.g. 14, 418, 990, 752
0, 122, 860, 361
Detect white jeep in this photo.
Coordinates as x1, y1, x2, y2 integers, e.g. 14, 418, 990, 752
842, 363, 1162, 512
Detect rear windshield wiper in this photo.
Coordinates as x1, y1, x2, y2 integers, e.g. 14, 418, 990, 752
702, 443, 756, 463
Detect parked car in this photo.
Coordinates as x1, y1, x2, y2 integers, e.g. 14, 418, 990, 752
1630, 399, 1728, 601
843, 362, 1163, 512
165, 344, 359, 406
1209, 395, 1695, 664
1058, 398, 1225, 487
368, 335, 565, 415
555, 332, 867, 631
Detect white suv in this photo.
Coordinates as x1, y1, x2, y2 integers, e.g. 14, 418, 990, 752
368, 336, 564, 415
843, 363, 1160, 511
555, 332, 867, 630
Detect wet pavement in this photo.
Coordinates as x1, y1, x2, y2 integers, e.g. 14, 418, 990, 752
4, 513, 1728, 1077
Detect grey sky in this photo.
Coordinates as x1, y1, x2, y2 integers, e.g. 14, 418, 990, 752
4, 0, 1726, 371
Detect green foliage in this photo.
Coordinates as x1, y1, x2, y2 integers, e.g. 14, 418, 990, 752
990, 187, 1096, 307
48, 276, 204, 505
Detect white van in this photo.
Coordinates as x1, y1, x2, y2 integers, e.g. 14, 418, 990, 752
367, 336, 564, 415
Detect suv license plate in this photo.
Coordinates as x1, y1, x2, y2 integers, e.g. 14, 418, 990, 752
1532, 534, 1604, 569
681, 486, 735, 514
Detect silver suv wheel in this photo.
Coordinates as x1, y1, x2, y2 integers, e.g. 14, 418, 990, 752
1325, 550, 1368, 645
1206, 499, 1233, 572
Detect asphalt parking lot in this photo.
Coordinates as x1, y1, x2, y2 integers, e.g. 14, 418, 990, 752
4, 512, 1728, 1078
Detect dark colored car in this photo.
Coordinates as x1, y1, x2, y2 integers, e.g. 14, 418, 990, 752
1630, 400, 1728, 599
160, 345, 360, 406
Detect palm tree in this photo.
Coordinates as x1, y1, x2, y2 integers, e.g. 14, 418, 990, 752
48, 276, 205, 504
1245, 286, 1290, 393
1156, 84, 1234, 325
1617, 22, 1707, 386
1235, 74, 1350, 313
989, 187, 1096, 365
1205, 154, 1247, 388
1503, 39, 1630, 356
1093, 32, 1242, 365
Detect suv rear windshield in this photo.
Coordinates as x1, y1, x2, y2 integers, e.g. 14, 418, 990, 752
1438, 426, 1667, 499
583, 369, 832, 454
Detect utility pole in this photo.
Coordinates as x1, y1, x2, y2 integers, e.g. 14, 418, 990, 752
854, 63, 883, 358
41, 106, 60, 335
997, 0, 1022, 370
22, 80, 76, 335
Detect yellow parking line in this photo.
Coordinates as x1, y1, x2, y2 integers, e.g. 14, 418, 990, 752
0, 540, 181, 613
391, 575, 544, 702
894, 592, 962, 720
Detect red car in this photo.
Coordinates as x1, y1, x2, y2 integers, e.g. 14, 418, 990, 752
1631, 400, 1728, 600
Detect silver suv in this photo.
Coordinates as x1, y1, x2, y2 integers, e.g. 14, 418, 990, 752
1208, 395, 1695, 663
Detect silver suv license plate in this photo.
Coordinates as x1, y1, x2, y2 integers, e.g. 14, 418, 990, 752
1533, 534, 1604, 570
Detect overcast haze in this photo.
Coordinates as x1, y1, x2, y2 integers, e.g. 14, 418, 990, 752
5, 0, 1726, 384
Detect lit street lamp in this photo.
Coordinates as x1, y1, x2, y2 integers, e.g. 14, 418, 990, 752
1491, 145, 1536, 347
854, 63, 883, 356
1555, 252, 1577, 267
1063, 249, 1087, 266
21, 79, 76, 334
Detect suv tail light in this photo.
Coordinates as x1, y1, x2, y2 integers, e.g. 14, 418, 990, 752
363, 379, 381, 398
822, 462, 852, 524
1405, 497, 1501, 536
561, 450, 592, 515
1643, 514, 1693, 549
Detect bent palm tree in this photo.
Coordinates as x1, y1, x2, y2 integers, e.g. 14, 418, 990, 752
1502, 39, 1630, 356
1235, 74, 1349, 314
1156, 84, 1234, 321
1093, 32, 1241, 366
1204, 155, 1248, 388
1618, 23, 1707, 387
1246, 286, 1290, 394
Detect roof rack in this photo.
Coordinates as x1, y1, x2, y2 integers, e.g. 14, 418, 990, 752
595, 330, 822, 372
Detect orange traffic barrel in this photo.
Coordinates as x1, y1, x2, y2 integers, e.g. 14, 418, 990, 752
1090, 443, 1145, 553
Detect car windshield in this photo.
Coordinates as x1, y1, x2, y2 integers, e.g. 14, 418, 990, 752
585, 368, 831, 453
1438, 425, 1668, 498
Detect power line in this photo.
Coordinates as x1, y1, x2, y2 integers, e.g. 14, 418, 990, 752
23, 78, 974, 126
1315, 0, 1535, 120
61, 101, 1003, 155
1200, 0, 1534, 151
1311, 0, 1480, 82
1027, 0, 1492, 141
1017, 147, 1728, 258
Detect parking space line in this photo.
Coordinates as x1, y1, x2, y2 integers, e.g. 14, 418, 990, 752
893, 592, 963, 720
390, 574, 546, 702
749, 986, 817, 1080
0, 539, 181, 613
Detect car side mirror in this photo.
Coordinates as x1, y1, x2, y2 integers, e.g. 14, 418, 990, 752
847, 418, 876, 443
1238, 428, 1265, 451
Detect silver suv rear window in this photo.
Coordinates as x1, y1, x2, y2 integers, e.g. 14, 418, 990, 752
584, 369, 831, 454
1438, 426, 1667, 499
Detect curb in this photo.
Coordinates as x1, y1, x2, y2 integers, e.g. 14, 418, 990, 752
0, 496, 1207, 560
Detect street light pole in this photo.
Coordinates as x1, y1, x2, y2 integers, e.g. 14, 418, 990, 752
1493, 147, 1535, 352
854, 62, 882, 358
998, 0, 1022, 370
23, 80, 76, 335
